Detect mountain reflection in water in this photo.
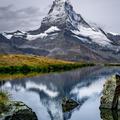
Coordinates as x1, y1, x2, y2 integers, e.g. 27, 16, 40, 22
0, 66, 120, 120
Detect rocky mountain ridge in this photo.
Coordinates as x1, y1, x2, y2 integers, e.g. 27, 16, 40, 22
0, 0, 120, 62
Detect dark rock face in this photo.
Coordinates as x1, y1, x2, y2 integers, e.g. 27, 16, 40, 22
107, 33, 120, 46
0, 34, 22, 54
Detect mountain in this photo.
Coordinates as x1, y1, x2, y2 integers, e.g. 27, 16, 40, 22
0, 0, 120, 62
106, 32, 120, 46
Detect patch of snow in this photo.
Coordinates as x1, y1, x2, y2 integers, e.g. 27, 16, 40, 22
27, 26, 60, 41
2, 31, 27, 39
27, 33, 48, 40
109, 32, 120, 36
45, 26, 60, 33
2, 33, 13, 39
72, 26, 112, 46
14, 32, 25, 36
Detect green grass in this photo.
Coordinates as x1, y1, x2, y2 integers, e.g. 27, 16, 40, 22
0, 54, 95, 74
104, 63, 120, 66
0, 63, 94, 74
0, 72, 43, 80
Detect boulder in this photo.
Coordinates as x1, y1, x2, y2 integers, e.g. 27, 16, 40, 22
100, 74, 120, 109
0, 101, 38, 120
100, 109, 120, 120
62, 97, 79, 112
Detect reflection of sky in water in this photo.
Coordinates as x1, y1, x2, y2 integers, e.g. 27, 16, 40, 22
70, 96, 101, 120
0, 67, 120, 120
71, 77, 106, 99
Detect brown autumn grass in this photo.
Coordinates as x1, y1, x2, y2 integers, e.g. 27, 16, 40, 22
0, 54, 95, 76
0, 54, 74, 67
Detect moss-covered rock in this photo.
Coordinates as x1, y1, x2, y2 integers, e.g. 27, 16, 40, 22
0, 101, 37, 120
100, 109, 120, 120
100, 74, 120, 110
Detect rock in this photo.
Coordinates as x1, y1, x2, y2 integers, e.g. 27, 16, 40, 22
62, 97, 79, 112
100, 74, 120, 110
0, 101, 38, 120
100, 109, 120, 120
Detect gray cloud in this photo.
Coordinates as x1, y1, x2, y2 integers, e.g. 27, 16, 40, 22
0, 5, 45, 32
0, 0, 120, 33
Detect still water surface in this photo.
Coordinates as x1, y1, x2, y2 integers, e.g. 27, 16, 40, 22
0, 66, 120, 120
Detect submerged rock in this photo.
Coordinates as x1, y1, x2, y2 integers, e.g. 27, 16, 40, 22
0, 101, 37, 120
100, 74, 120, 109
62, 97, 79, 112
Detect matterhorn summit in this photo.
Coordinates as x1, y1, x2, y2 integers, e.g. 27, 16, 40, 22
0, 0, 120, 62
40, 0, 88, 32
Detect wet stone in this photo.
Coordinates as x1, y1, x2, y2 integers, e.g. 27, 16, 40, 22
62, 97, 79, 112
0, 101, 38, 120
100, 109, 120, 120
100, 74, 120, 110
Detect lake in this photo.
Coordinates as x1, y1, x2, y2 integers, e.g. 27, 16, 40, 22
0, 66, 120, 120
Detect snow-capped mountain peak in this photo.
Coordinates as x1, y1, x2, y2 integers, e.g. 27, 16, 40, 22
0, 0, 120, 62
40, 0, 87, 31
48, 0, 70, 15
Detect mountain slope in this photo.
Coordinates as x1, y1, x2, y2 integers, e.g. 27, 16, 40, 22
0, 0, 120, 62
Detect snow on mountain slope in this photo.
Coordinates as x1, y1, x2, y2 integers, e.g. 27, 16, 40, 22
2, 30, 27, 39
109, 32, 120, 36
27, 33, 48, 40
72, 26, 112, 46
2, 33, 13, 39
2, 26, 60, 41
27, 26, 60, 40
40, 0, 112, 47
45, 26, 60, 33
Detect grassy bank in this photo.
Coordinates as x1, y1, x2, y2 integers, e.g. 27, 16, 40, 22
0, 73, 43, 80
0, 63, 94, 74
104, 63, 120, 66
0, 54, 95, 74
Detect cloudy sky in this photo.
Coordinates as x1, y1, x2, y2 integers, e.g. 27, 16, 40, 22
0, 0, 120, 33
